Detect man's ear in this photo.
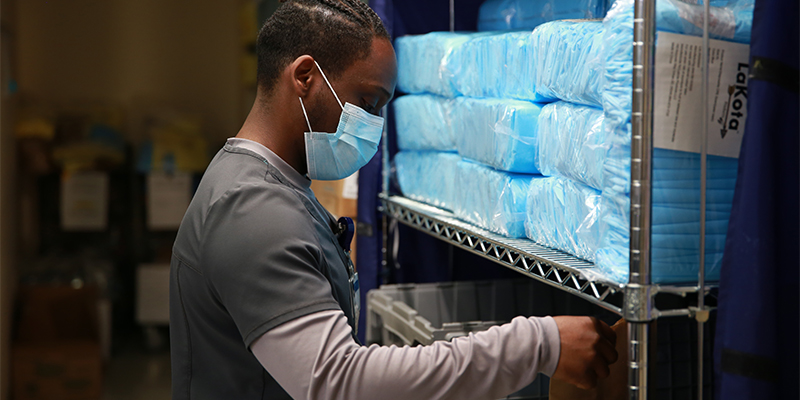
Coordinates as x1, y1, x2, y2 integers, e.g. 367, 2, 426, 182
289, 55, 317, 97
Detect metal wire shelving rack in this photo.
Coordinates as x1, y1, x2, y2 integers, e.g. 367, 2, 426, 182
379, 1, 719, 398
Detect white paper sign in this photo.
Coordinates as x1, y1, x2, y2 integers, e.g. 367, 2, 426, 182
147, 172, 192, 230
61, 171, 109, 231
654, 32, 750, 158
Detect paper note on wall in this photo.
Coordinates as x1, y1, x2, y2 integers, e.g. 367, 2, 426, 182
147, 172, 192, 230
653, 32, 750, 158
61, 171, 109, 231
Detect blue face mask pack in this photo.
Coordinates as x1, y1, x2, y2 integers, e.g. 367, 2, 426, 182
300, 61, 385, 181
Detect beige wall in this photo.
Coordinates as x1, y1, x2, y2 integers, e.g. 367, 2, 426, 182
17, 0, 243, 144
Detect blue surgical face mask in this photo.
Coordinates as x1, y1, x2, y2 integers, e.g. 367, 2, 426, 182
300, 61, 385, 181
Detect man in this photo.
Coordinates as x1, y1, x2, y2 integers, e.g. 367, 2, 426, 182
170, 0, 618, 399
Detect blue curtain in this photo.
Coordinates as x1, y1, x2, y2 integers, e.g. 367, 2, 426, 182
714, 0, 800, 398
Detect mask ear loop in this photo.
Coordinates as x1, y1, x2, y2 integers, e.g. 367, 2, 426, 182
313, 60, 344, 110
298, 97, 313, 132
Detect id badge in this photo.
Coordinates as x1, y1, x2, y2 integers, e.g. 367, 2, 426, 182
350, 270, 360, 330
336, 216, 360, 334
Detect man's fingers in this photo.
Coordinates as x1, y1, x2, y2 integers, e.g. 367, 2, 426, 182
592, 357, 611, 380
598, 338, 619, 365
594, 318, 617, 346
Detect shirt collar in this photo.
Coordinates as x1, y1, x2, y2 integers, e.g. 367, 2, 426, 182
226, 137, 312, 191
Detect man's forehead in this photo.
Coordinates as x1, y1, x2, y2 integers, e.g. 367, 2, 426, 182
345, 39, 397, 91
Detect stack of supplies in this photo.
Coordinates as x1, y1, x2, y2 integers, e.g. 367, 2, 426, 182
525, 177, 602, 262
595, 0, 751, 283
525, 102, 606, 262
395, 32, 476, 98
393, 95, 457, 151
530, 21, 605, 107
454, 160, 536, 238
394, 30, 548, 239
477, 0, 611, 32
536, 102, 606, 191
453, 98, 543, 174
393, 0, 753, 280
394, 151, 461, 211
450, 31, 537, 100
395, 22, 609, 104
396, 31, 539, 101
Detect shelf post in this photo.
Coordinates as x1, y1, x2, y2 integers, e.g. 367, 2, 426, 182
629, 0, 657, 399
696, 1, 712, 398
380, 108, 391, 284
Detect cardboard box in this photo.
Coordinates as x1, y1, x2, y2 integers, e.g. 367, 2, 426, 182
310, 173, 358, 219
310, 175, 358, 268
13, 341, 103, 400
17, 286, 99, 343
13, 286, 103, 400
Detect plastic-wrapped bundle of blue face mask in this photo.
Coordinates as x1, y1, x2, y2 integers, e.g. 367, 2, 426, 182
525, 177, 602, 262
393, 95, 457, 151
397, 31, 542, 102
477, 0, 610, 32
531, 21, 605, 107
449, 31, 544, 101
395, 32, 475, 97
453, 160, 535, 238
589, 0, 752, 284
595, 151, 737, 283
454, 97, 543, 174
536, 102, 607, 190
450, 32, 535, 100
449, 33, 505, 99
394, 151, 461, 211
594, 132, 740, 284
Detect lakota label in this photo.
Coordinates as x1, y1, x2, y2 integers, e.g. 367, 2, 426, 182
653, 32, 750, 158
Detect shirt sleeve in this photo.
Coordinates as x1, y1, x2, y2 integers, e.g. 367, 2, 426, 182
200, 182, 342, 347
251, 310, 561, 400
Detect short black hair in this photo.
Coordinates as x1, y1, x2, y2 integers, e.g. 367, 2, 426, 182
257, 0, 390, 95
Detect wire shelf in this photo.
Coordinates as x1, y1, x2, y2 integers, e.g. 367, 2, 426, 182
382, 195, 624, 314
381, 195, 715, 318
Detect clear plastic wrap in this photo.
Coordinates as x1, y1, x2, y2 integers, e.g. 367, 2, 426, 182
656, 0, 753, 44
525, 177, 602, 262
453, 160, 535, 238
393, 95, 457, 151
395, 32, 475, 97
396, 31, 541, 101
394, 151, 461, 211
454, 97, 543, 174
536, 102, 607, 190
477, 0, 610, 32
531, 21, 606, 107
450, 32, 535, 100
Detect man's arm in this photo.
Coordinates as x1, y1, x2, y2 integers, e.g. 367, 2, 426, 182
252, 309, 560, 400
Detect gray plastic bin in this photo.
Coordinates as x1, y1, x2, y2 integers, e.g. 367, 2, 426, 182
366, 279, 551, 400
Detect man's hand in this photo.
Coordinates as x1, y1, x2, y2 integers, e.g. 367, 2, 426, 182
551, 316, 619, 390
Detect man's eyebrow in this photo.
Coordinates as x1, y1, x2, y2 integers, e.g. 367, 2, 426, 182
374, 85, 393, 100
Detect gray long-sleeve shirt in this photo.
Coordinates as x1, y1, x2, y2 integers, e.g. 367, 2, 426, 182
170, 138, 561, 399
